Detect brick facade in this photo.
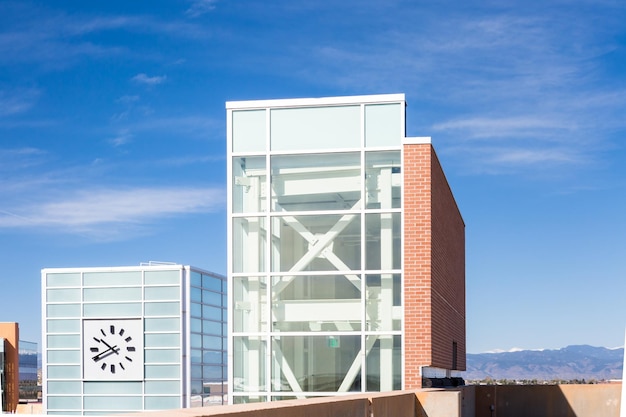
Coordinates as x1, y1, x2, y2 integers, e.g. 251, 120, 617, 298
403, 143, 465, 389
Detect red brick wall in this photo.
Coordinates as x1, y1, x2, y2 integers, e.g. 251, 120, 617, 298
403, 144, 465, 389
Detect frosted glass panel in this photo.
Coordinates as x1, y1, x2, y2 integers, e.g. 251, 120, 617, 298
365, 103, 402, 147
233, 156, 266, 214
366, 274, 401, 331
144, 286, 179, 301
47, 396, 81, 410
145, 365, 180, 378
145, 270, 180, 285
145, 349, 181, 363
145, 396, 181, 410
145, 317, 180, 332
83, 302, 142, 317
83, 271, 142, 286
233, 217, 266, 273
271, 106, 360, 151
83, 287, 141, 302
145, 380, 180, 395
84, 396, 142, 410
233, 109, 266, 152
233, 337, 266, 392
233, 276, 267, 332
47, 365, 80, 378
145, 333, 180, 348
47, 350, 80, 364
46, 273, 81, 287
48, 381, 80, 394
365, 335, 402, 391
145, 302, 180, 316
47, 304, 80, 318
47, 319, 80, 333
47, 288, 80, 302
365, 213, 401, 270
270, 152, 361, 212
47, 335, 80, 349
84, 381, 142, 394
365, 151, 401, 209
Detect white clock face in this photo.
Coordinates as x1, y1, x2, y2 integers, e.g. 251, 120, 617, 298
83, 319, 144, 381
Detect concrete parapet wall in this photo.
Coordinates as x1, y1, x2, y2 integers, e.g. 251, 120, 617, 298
475, 383, 621, 417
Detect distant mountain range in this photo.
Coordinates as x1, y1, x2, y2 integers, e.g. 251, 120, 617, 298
465, 345, 624, 381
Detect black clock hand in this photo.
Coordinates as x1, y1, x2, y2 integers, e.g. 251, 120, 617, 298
92, 345, 120, 361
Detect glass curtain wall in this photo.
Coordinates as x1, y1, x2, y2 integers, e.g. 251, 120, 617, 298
229, 96, 404, 403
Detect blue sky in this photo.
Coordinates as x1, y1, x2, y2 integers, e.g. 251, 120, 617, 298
1, 0, 625, 353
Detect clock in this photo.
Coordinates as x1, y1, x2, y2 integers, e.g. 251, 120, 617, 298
83, 319, 144, 381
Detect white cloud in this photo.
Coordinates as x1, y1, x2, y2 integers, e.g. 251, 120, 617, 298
185, 0, 218, 18
0, 186, 224, 235
108, 129, 133, 147
0, 89, 40, 116
131, 73, 167, 85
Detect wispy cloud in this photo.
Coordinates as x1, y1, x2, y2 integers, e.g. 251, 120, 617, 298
185, 0, 218, 18
0, 186, 225, 238
0, 88, 40, 116
108, 129, 133, 147
132, 73, 167, 85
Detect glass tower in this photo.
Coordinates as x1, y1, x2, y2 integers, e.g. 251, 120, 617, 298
227, 94, 405, 403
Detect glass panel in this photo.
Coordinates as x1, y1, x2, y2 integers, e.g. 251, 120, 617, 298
47, 335, 80, 349
191, 271, 202, 287
47, 396, 81, 410
83, 271, 142, 286
191, 302, 202, 317
233, 395, 267, 404
191, 286, 201, 302
190, 380, 202, 395
47, 350, 80, 364
144, 349, 181, 363
145, 396, 181, 410
83, 302, 142, 317
203, 365, 222, 380
366, 274, 402, 331
203, 320, 221, 335
203, 335, 222, 350
84, 396, 142, 410
145, 302, 180, 316
271, 214, 361, 272
47, 319, 80, 333
84, 381, 142, 394
272, 274, 361, 332
47, 304, 80, 318
365, 151, 401, 209
47, 365, 80, 378
83, 287, 141, 302
46, 273, 81, 287
145, 270, 180, 285
272, 335, 361, 392
270, 152, 361, 212
233, 217, 267, 273
144, 286, 179, 301
203, 290, 221, 306
365, 103, 402, 147
192, 365, 202, 378
145, 333, 180, 348
48, 381, 80, 394
145, 317, 180, 332
202, 273, 222, 292
233, 336, 266, 392
232, 109, 266, 153
365, 212, 401, 270
191, 317, 202, 332
203, 305, 221, 320
203, 350, 222, 364
191, 333, 202, 348
145, 365, 180, 378
270, 106, 360, 151
191, 348, 202, 364
365, 335, 401, 391
46, 288, 80, 302
233, 156, 266, 213
145, 380, 180, 395
233, 276, 267, 333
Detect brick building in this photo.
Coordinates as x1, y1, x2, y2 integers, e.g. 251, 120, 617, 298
226, 94, 465, 403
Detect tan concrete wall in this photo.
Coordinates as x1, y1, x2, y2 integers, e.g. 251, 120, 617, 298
0, 322, 19, 413
475, 383, 621, 417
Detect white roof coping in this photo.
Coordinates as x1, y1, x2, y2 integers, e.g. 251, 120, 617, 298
403, 136, 432, 145
226, 93, 406, 110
